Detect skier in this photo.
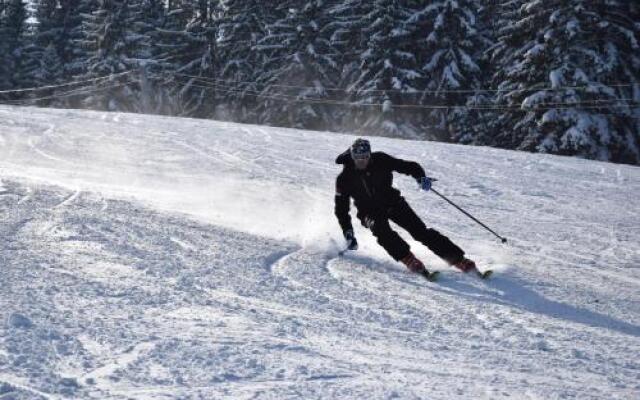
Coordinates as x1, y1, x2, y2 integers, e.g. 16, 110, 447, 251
334, 138, 477, 280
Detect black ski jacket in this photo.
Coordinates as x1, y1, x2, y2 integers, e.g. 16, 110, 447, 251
334, 150, 426, 233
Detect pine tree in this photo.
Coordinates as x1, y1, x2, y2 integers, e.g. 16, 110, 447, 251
408, 0, 485, 141
79, 0, 154, 111
255, 0, 340, 130
216, 0, 272, 122
154, 0, 220, 117
137, 0, 165, 58
151, 0, 195, 114
465, 0, 511, 146
347, 0, 423, 138
0, 0, 9, 91
67, 0, 99, 79
33, 0, 59, 52
478, 0, 501, 41
325, 0, 371, 128
630, 1, 640, 154
0, 0, 28, 95
489, 0, 640, 164
134, 0, 166, 113
17, 0, 66, 105
327, 0, 371, 89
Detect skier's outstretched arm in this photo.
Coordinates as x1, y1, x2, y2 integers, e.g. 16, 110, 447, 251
335, 174, 357, 250
334, 174, 353, 233
383, 153, 426, 181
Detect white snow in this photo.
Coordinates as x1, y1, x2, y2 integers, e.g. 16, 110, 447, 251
7, 314, 33, 330
549, 68, 564, 89
0, 105, 639, 399
525, 43, 545, 60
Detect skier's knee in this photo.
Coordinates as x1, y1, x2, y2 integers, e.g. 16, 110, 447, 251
406, 221, 430, 240
370, 220, 392, 237
423, 228, 440, 239
411, 226, 437, 243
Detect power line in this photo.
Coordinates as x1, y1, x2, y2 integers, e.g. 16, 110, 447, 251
1, 68, 636, 108
0, 71, 134, 95
175, 72, 640, 95
165, 75, 640, 111
170, 76, 640, 111
1, 82, 128, 105
2, 70, 637, 117
171, 74, 617, 105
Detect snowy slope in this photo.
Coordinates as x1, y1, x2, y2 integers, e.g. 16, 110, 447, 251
0, 105, 639, 400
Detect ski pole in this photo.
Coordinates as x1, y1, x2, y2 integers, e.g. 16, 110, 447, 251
430, 188, 508, 244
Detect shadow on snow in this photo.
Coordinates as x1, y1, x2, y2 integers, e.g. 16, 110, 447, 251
434, 272, 640, 338
338, 251, 639, 338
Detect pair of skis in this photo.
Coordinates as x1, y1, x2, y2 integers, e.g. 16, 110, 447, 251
419, 268, 492, 282
338, 247, 492, 281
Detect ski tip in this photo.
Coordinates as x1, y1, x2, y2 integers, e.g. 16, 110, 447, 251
418, 269, 439, 282
479, 270, 493, 279
424, 270, 440, 282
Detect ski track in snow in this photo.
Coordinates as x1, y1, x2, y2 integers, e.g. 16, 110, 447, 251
0, 105, 639, 399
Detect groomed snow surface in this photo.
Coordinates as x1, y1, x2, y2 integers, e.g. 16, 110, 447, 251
0, 105, 639, 399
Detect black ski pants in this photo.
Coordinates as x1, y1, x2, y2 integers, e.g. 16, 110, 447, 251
361, 199, 464, 263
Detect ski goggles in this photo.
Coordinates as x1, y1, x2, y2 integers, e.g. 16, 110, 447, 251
351, 151, 371, 160
350, 139, 371, 160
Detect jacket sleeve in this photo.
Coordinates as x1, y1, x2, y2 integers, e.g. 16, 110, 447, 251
334, 172, 353, 234
383, 153, 426, 181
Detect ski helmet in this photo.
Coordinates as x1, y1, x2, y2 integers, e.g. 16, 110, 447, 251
350, 138, 371, 160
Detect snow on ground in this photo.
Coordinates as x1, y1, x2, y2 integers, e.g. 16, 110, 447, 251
0, 105, 639, 399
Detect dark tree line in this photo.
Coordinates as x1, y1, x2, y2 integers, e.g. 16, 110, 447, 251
1, 0, 639, 164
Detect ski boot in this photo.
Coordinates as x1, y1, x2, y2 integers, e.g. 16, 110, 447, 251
401, 252, 439, 282
451, 257, 492, 279
451, 257, 477, 273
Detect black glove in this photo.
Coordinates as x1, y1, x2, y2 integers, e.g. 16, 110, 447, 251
344, 229, 358, 251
